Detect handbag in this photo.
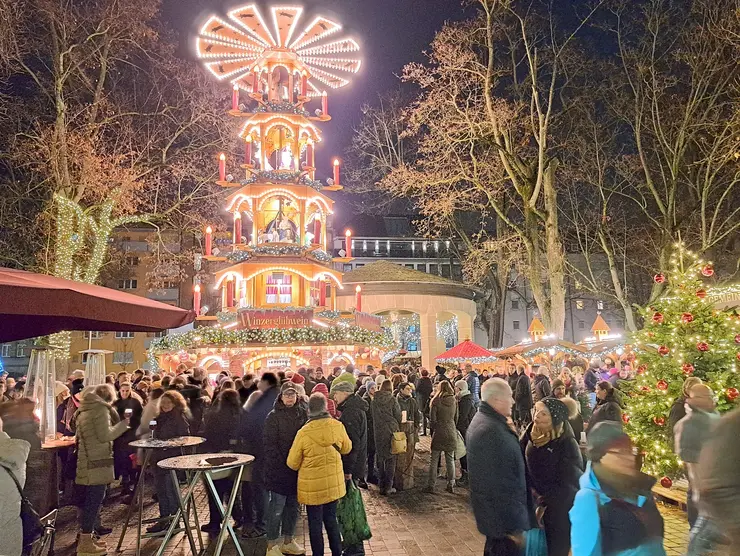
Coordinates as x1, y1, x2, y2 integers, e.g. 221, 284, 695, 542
337, 479, 372, 548
454, 430, 466, 460
390, 431, 407, 455
0, 463, 44, 550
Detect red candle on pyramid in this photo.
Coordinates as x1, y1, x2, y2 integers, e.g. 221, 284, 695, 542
218, 153, 226, 181
355, 285, 362, 312
345, 230, 352, 258
232, 84, 239, 111
322, 90, 328, 115
193, 284, 201, 316
233, 213, 242, 244
225, 278, 235, 308
205, 226, 213, 256
333, 159, 340, 184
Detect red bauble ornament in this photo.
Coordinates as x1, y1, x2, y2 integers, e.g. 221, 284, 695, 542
696, 289, 707, 299
701, 264, 714, 277
735, 334, 740, 344
680, 312, 694, 323
637, 364, 647, 374
660, 476, 673, 489
727, 387, 739, 401
697, 341, 709, 352
653, 416, 666, 426
658, 345, 670, 356
656, 379, 669, 391
640, 385, 652, 392
652, 312, 664, 324
622, 413, 630, 424
682, 363, 695, 375
654, 273, 666, 284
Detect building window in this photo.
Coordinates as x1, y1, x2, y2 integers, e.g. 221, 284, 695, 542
1, 344, 10, 357
578, 320, 585, 330
154, 330, 167, 338
429, 264, 439, 275
118, 279, 138, 290
513, 320, 520, 330
511, 299, 520, 310
597, 300, 604, 311
441, 264, 451, 278
575, 300, 584, 310
125, 256, 140, 266
113, 352, 134, 365
115, 331, 135, 339
266, 272, 292, 304
15, 344, 26, 358
83, 331, 103, 339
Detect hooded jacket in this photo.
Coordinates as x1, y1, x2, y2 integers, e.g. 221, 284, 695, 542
337, 394, 368, 478
570, 462, 665, 556
430, 393, 459, 452
456, 392, 477, 439
371, 390, 401, 460
74, 392, 129, 486
0, 431, 30, 556
263, 396, 307, 496
287, 416, 352, 506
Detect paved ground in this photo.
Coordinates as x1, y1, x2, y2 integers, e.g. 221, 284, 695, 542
54, 437, 689, 555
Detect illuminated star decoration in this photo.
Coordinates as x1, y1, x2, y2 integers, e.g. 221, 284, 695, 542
196, 4, 361, 97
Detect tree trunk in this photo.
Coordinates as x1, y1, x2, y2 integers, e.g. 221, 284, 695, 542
543, 162, 566, 338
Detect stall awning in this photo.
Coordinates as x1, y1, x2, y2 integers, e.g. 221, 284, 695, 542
435, 339, 497, 363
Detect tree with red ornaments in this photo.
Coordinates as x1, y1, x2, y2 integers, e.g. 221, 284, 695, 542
625, 244, 740, 484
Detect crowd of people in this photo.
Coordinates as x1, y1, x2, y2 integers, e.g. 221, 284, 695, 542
0, 354, 737, 556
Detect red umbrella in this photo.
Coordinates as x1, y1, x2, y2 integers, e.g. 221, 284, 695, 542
435, 339, 497, 363
0, 268, 195, 342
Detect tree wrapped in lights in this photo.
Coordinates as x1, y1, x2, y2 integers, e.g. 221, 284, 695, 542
625, 243, 740, 481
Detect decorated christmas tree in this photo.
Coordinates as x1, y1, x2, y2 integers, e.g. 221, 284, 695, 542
625, 243, 740, 484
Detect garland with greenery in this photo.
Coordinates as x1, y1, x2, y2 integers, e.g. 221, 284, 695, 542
226, 245, 333, 263
149, 326, 394, 356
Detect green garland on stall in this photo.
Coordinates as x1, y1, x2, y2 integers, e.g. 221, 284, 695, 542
149, 325, 395, 354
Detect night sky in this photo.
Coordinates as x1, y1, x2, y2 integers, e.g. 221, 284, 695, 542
164, 0, 471, 225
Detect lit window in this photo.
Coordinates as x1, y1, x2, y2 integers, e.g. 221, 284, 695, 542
513, 320, 520, 330
266, 272, 292, 304
575, 300, 584, 310
115, 331, 135, 339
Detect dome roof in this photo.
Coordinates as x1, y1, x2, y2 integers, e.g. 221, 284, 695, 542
341, 260, 465, 286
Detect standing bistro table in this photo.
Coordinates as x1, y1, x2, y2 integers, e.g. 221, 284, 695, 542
116, 436, 205, 556
36, 437, 76, 514
156, 453, 254, 556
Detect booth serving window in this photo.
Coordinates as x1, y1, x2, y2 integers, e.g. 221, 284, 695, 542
266, 272, 292, 304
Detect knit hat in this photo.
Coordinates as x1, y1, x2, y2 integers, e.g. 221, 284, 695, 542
365, 381, 376, 392
55, 381, 70, 398
455, 379, 469, 395
551, 378, 565, 391
330, 381, 354, 394
70, 378, 85, 396
281, 382, 298, 395
290, 373, 305, 385
308, 392, 327, 417
541, 397, 569, 428
587, 421, 631, 462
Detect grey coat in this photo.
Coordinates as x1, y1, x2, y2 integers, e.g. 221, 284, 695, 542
430, 393, 458, 453
371, 391, 401, 461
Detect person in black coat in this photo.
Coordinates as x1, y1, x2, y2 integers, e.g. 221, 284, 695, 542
532, 367, 552, 403
520, 398, 583, 556
468, 378, 534, 555
415, 369, 434, 436
239, 372, 280, 537
361, 383, 377, 487
454, 380, 477, 485
201, 388, 245, 532
113, 382, 143, 496
587, 381, 623, 433
514, 366, 533, 428
262, 383, 308, 555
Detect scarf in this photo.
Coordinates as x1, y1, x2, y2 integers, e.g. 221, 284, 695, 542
530, 423, 564, 448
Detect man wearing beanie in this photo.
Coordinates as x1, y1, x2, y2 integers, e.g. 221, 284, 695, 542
288, 393, 352, 556
570, 422, 665, 555
520, 398, 582, 556
331, 364, 357, 391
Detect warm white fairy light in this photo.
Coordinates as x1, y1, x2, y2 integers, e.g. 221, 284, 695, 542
298, 38, 360, 56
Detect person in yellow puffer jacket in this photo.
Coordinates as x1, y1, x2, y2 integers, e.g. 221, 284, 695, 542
288, 392, 352, 556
